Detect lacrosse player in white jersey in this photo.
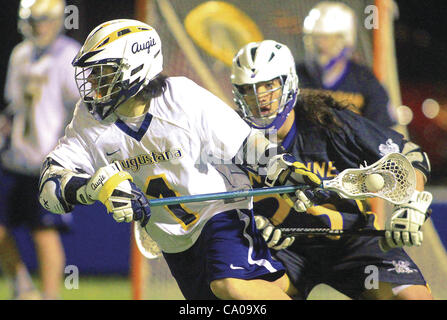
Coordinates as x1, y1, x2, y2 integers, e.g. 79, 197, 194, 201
0, 0, 80, 299
37, 19, 324, 300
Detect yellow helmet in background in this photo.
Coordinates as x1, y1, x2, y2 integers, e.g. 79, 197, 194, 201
18, 0, 65, 48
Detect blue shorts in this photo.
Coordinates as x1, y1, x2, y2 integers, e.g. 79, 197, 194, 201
163, 209, 286, 300
0, 168, 73, 232
274, 234, 427, 299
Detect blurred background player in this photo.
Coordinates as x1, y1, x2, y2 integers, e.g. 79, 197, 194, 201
0, 0, 80, 299
231, 40, 433, 299
297, 1, 396, 127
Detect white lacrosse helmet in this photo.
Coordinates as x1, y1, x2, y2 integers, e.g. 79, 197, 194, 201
231, 40, 299, 129
303, 1, 356, 47
303, 2, 356, 67
18, 0, 65, 47
72, 19, 163, 120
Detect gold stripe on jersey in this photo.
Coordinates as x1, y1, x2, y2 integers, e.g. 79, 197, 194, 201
363, 210, 381, 230
310, 161, 338, 178
247, 170, 292, 225
307, 204, 344, 239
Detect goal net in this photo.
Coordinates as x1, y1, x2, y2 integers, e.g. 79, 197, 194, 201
132, 0, 447, 300
137, 0, 376, 107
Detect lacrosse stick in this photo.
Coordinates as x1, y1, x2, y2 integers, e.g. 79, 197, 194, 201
280, 227, 393, 251
134, 222, 162, 259
147, 153, 416, 207
135, 153, 415, 258
321, 152, 416, 205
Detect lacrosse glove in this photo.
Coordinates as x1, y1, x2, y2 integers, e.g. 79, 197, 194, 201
384, 190, 433, 249
254, 215, 295, 250
265, 154, 322, 211
85, 162, 151, 227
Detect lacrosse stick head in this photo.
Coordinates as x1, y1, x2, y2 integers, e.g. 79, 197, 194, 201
323, 153, 416, 205
134, 222, 162, 260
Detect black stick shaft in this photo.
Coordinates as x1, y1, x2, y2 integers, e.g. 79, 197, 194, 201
280, 227, 385, 237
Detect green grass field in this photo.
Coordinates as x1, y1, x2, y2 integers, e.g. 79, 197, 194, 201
0, 275, 131, 300
0, 275, 349, 300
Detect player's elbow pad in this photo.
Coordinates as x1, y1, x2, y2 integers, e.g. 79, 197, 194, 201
38, 158, 93, 214
402, 141, 431, 183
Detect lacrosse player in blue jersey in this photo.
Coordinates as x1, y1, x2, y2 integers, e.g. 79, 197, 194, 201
297, 2, 396, 127
231, 40, 433, 300
36, 19, 328, 300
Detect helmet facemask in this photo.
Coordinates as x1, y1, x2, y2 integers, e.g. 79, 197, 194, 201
74, 63, 130, 120
302, 2, 356, 71
234, 76, 286, 128
304, 33, 349, 68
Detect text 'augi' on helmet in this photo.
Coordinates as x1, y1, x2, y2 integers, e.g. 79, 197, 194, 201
72, 19, 163, 121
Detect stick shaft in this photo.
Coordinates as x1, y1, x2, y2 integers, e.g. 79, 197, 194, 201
281, 227, 391, 252
148, 185, 306, 207
280, 227, 385, 237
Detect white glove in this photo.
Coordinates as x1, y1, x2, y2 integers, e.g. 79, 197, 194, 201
254, 215, 295, 250
282, 190, 314, 212
283, 189, 336, 213
384, 190, 433, 249
85, 162, 151, 226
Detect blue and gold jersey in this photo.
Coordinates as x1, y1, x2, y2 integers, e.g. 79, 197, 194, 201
250, 106, 406, 241
296, 61, 396, 128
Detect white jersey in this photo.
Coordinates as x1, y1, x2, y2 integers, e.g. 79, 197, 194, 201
2, 35, 81, 175
48, 77, 253, 253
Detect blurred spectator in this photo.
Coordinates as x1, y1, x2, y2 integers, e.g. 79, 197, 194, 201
297, 1, 396, 127
0, 0, 80, 299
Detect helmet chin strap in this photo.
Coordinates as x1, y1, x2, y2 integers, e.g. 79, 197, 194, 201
321, 47, 351, 73
271, 92, 297, 130
249, 92, 297, 131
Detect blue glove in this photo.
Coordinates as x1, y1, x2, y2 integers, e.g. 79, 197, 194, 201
303, 189, 337, 204
130, 181, 151, 228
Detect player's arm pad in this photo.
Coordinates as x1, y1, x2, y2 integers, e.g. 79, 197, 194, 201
38, 158, 94, 214
402, 141, 431, 183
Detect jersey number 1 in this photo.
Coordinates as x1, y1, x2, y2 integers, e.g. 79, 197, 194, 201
145, 174, 199, 230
